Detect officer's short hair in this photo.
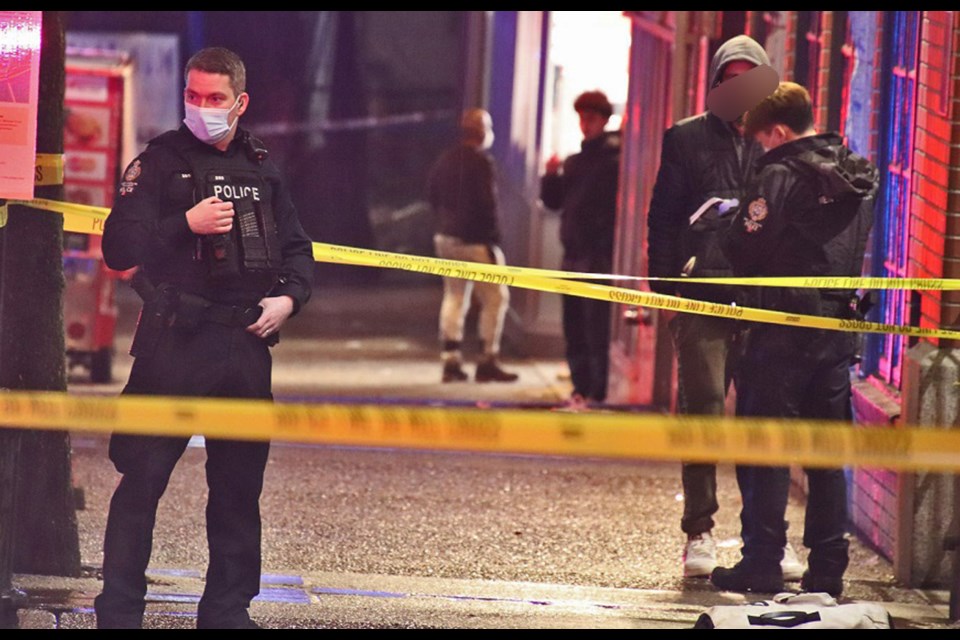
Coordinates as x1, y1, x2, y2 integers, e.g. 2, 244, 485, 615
744, 81, 813, 138
574, 90, 613, 119
185, 47, 247, 96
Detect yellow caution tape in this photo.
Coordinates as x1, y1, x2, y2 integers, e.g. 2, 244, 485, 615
1, 390, 958, 472
2, 198, 958, 472
313, 242, 960, 291
35, 153, 64, 187
8, 197, 109, 234
313, 242, 960, 341
13, 198, 960, 289
12, 198, 960, 339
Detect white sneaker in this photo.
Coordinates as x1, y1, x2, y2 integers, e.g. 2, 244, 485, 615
781, 542, 805, 581
683, 532, 718, 578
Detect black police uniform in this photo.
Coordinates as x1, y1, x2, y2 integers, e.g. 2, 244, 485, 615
719, 132, 879, 590
94, 125, 314, 629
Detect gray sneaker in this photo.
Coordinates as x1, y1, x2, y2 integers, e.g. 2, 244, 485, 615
683, 532, 718, 578
781, 542, 805, 582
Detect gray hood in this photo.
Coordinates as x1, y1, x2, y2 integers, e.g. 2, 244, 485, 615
708, 35, 770, 88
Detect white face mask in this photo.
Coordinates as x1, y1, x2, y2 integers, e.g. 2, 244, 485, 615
183, 95, 241, 145
481, 129, 494, 150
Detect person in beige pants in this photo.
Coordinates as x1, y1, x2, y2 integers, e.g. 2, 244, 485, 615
428, 108, 518, 383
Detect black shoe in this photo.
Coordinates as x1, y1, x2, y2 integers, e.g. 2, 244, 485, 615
95, 616, 143, 630
800, 570, 843, 597
711, 562, 784, 594
475, 359, 519, 383
442, 362, 468, 383
94, 596, 144, 629
198, 617, 262, 629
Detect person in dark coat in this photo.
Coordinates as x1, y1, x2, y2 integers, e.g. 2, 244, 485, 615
429, 108, 518, 383
540, 90, 621, 405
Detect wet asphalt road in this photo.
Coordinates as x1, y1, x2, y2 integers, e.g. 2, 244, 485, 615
20, 272, 952, 628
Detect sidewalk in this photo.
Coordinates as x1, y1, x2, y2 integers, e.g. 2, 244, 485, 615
11, 273, 957, 628
12, 567, 953, 629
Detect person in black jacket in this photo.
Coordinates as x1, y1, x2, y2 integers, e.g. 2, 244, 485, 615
540, 90, 621, 405
93, 47, 314, 629
645, 35, 808, 580
429, 108, 518, 383
711, 81, 879, 597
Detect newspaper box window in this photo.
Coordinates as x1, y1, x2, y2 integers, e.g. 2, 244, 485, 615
62, 50, 136, 383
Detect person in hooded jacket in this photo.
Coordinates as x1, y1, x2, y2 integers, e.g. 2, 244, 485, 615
645, 35, 805, 580
711, 81, 879, 597
540, 90, 621, 405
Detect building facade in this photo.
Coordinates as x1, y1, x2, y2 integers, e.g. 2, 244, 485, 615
608, 10, 960, 588
474, 10, 959, 587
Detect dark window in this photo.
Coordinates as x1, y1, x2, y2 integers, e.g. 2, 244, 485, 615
863, 11, 921, 388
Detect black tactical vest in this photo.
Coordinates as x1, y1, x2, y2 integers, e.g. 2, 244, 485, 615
162, 131, 283, 280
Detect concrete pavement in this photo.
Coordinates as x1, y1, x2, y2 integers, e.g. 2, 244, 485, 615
12, 272, 959, 628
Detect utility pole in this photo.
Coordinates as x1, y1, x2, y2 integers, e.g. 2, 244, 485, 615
0, 14, 80, 629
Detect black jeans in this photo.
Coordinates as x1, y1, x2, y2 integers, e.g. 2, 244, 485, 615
94, 323, 273, 629
734, 325, 852, 576
562, 291, 612, 402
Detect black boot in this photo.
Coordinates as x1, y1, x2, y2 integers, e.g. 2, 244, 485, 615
442, 361, 468, 383
800, 570, 843, 597
711, 561, 784, 594
441, 339, 468, 382
475, 357, 518, 383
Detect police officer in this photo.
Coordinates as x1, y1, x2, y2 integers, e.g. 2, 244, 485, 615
711, 82, 879, 597
93, 47, 314, 629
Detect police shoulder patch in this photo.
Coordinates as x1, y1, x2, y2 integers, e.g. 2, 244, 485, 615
747, 197, 768, 222
123, 159, 142, 182
119, 159, 142, 196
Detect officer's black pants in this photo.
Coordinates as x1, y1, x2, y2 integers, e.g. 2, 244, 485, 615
94, 323, 272, 629
734, 325, 853, 578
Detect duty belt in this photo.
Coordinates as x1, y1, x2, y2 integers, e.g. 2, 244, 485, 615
193, 297, 263, 328
172, 290, 263, 329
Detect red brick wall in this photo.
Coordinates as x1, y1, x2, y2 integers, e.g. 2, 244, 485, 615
869, 14, 884, 171
814, 12, 835, 130
782, 12, 796, 82
913, 11, 959, 347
